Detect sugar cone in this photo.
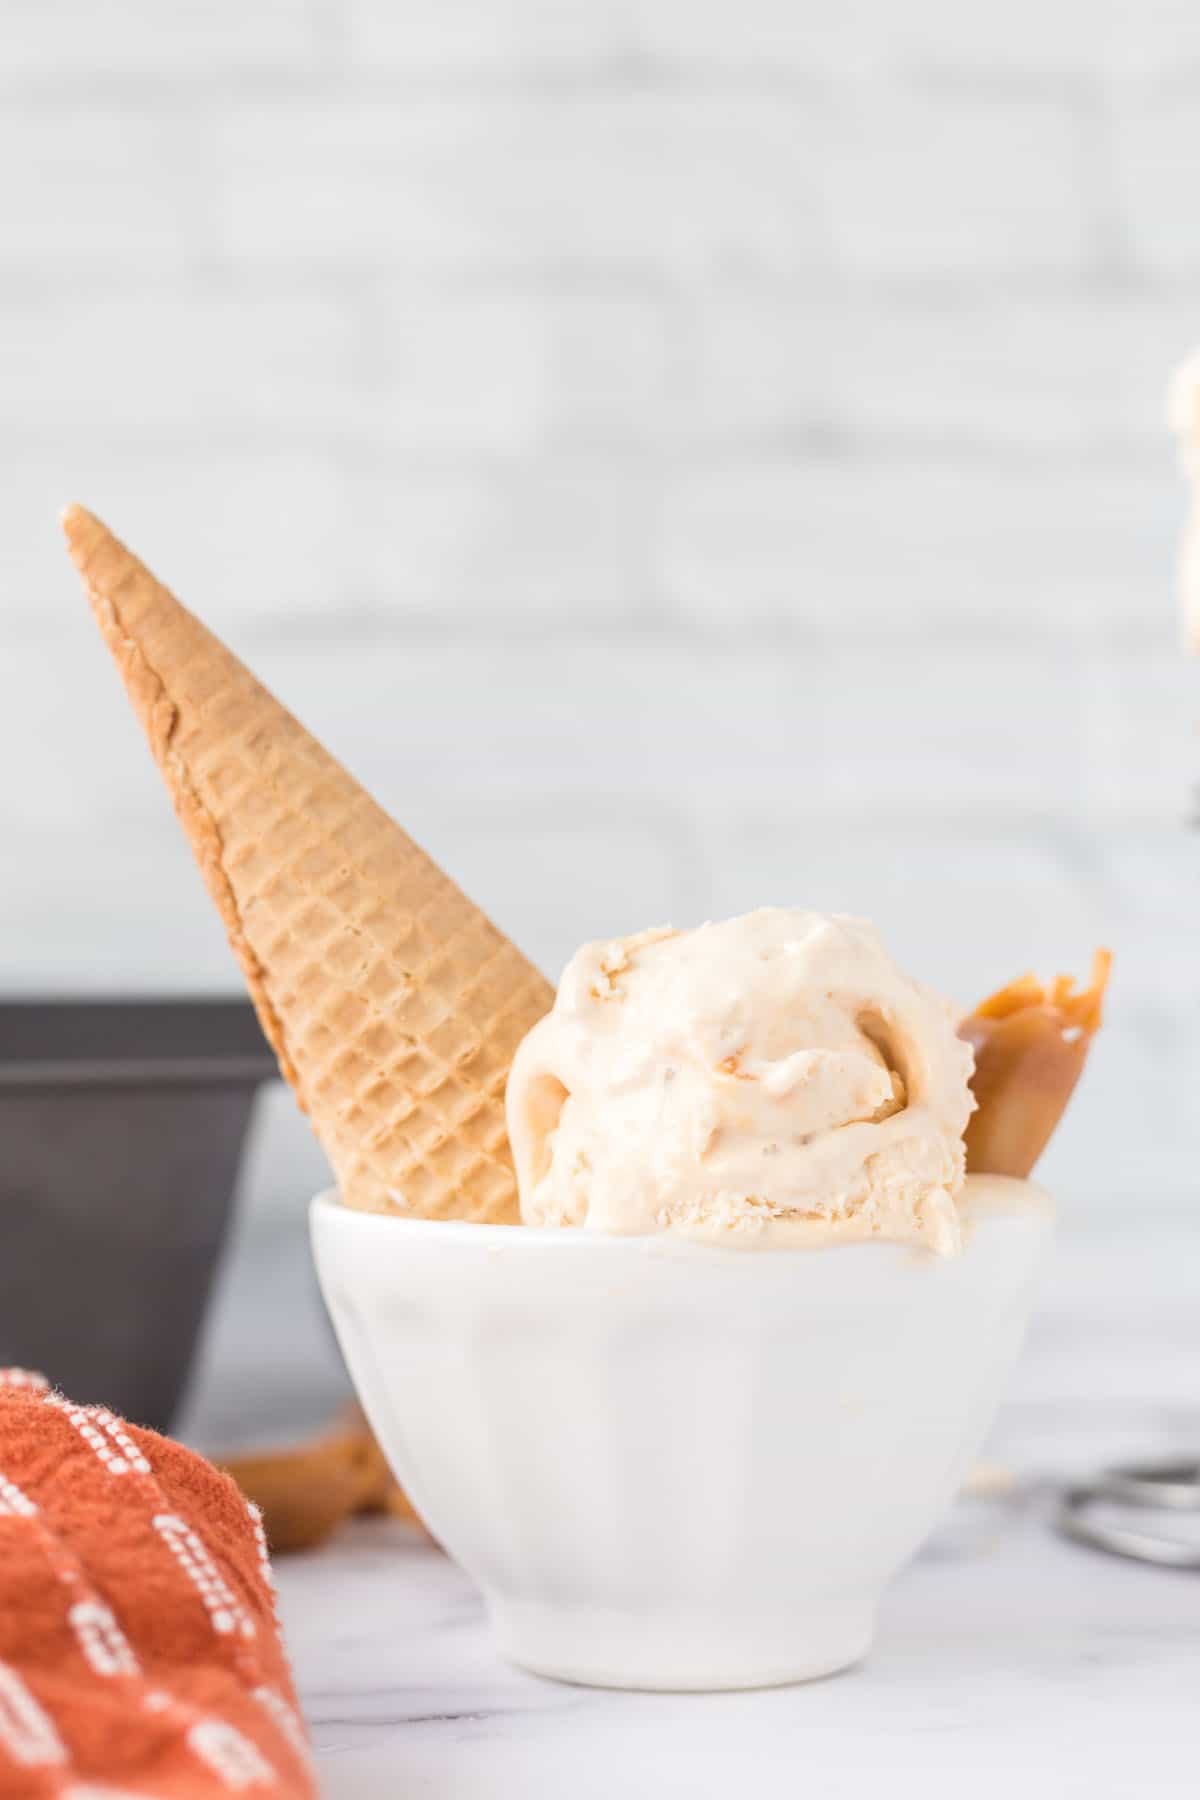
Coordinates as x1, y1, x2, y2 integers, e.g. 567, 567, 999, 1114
962, 950, 1111, 1179
63, 505, 554, 1221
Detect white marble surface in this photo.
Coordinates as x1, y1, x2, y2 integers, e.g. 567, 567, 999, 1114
275, 1469, 1198, 1798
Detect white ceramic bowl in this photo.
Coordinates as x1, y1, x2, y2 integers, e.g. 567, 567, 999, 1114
311, 1174, 1052, 1691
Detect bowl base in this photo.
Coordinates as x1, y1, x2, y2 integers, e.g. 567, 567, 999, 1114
488, 1596, 874, 1692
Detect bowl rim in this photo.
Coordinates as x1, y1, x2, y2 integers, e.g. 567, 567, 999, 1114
310, 1175, 1053, 1262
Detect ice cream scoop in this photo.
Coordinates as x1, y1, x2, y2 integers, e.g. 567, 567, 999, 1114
506, 909, 976, 1256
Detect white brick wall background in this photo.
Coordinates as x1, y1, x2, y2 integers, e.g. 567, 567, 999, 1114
2, 3, 1198, 1442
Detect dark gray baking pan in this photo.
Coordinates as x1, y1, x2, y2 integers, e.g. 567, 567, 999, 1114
0, 999, 278, 1433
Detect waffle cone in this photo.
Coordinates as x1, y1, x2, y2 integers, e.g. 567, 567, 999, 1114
63, 505, 553, 1222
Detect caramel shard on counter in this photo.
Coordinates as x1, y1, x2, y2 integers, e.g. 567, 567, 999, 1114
222, 1406, 426, 1554
962, 950, 1112, 1179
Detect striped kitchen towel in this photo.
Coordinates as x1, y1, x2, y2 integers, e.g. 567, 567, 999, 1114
0, 1370, 315, 1798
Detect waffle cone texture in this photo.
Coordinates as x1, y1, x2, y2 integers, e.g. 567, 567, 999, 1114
63, 505, 554, 1222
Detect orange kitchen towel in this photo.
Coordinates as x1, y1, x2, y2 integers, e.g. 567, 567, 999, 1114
0, 1370, 315, 1799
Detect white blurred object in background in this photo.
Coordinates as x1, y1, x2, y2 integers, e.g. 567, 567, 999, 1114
1168, 348, 1200, 652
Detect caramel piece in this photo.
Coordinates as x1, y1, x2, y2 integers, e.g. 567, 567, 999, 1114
222, 1405, 427, 1553
962, 950, 1111, 1178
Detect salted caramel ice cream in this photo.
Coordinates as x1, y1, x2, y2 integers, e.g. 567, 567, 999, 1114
506, 908, 976, 1256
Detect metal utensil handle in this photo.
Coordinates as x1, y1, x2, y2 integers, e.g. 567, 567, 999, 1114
1094, 1461, 1200, 1513
1057, 1483, 1200, 1569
